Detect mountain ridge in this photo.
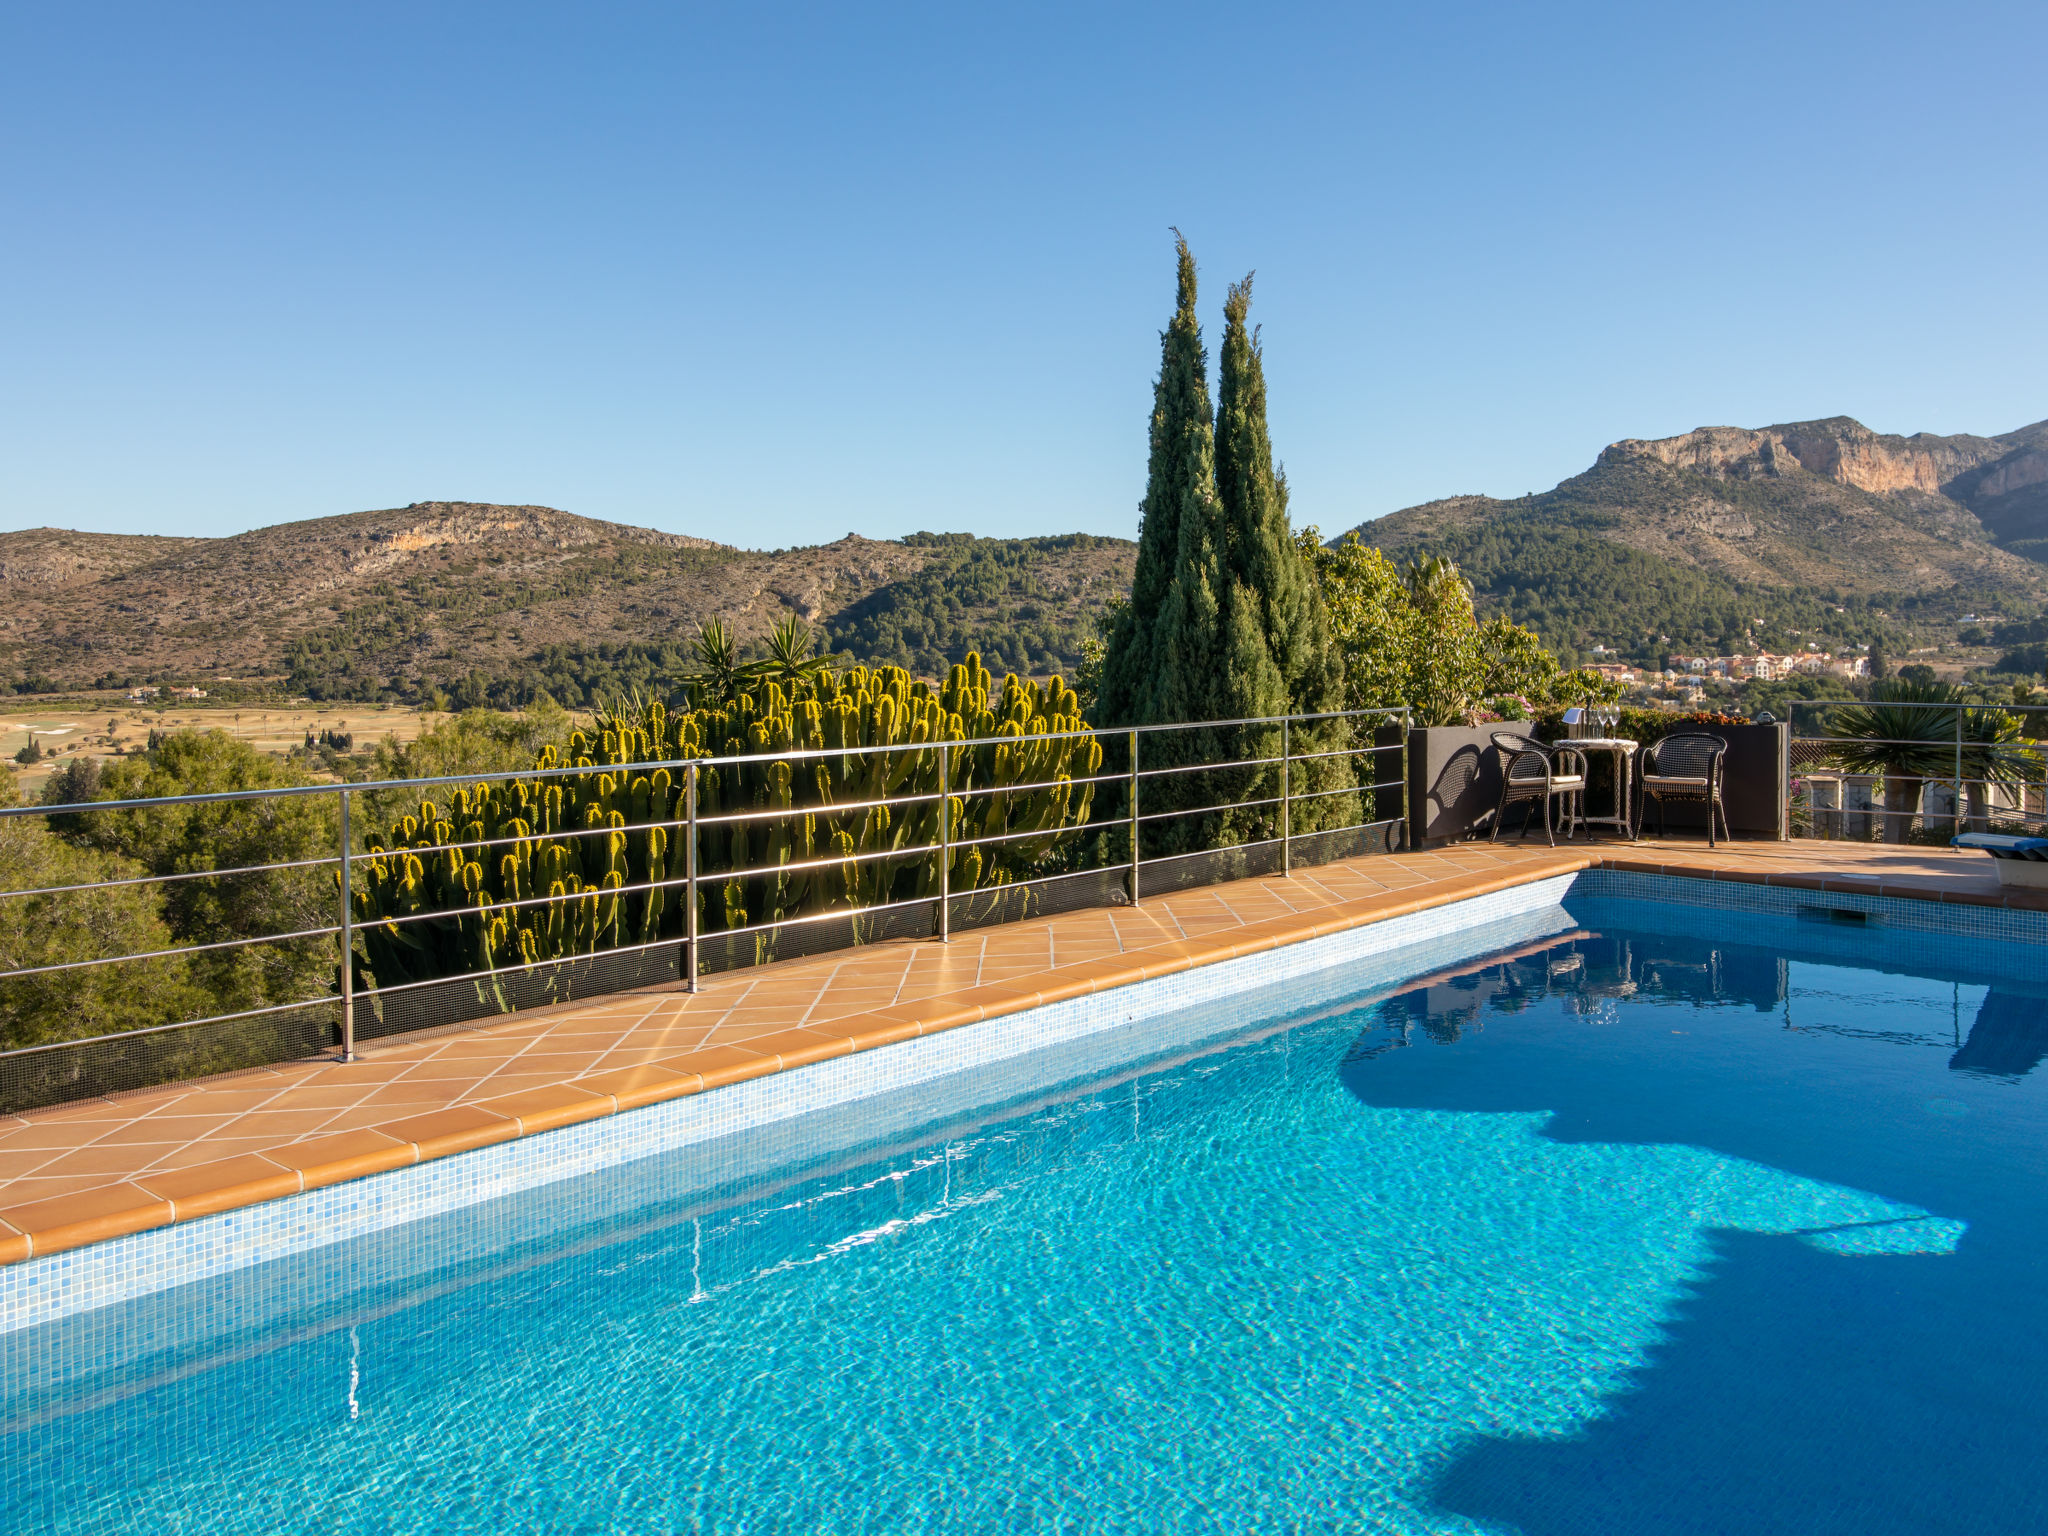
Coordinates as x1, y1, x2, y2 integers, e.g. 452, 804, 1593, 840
1346, 414, 2048, 659
0, 503, 1135, 702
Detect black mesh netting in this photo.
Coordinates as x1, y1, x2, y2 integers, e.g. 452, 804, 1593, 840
2, 818, 1407, 1115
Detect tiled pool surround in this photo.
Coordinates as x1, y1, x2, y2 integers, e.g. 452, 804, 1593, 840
1, 876, 1590, 1337
2, 839, 2042, 1334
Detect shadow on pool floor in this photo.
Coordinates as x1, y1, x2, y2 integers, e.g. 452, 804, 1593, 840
1429, 1228, 2046, 1536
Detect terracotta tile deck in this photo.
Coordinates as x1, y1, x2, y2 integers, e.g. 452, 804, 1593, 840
2, 834, 2038, 1266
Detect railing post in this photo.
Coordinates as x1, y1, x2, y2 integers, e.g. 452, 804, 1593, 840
1400, 707, 1413, 851
337, 787, 356, 1063
937, 741, 951, 942
685, 761, 700, 993
1954, 706, 1965, 836
1280, 715, 1292, 877
1128, 729, 1141, 908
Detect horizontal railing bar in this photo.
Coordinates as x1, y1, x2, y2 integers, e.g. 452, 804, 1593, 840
1258, 706, 1408, 726
0, 922, 341, 982
1284, 744, 1397, 766
1137, 755, 1280, 781
1312, 815, 1406, 834
1797, 773, 2025, 786
368, 814, 690, 861
0, 851, 343, 904
1137, 793, 1285, 824
946, 768, 1129, 800
346, 933, 695, 1004
0, 991, 346, 1058
1137, 833, 1285, 864
946, 821, 1086, 855
666, 890, 946, 946
1288, 782, 1394, 805
0, 707, 1416, 823
358, 838, 959, 935
695, 789, 944, 828
1790, 701, 2048, 716
1793, 742, 2042, 752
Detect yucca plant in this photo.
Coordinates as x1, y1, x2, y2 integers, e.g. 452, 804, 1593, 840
684, 620, 749, 708
1957, 703, 2034, 831
1828, 683, 2030, 840
748, 614, 846, 691
1829, 683, 1955, 842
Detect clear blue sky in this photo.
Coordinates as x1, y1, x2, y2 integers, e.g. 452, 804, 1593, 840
3, 2, 2041, 548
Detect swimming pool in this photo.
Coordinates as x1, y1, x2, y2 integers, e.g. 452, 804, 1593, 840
5, 889, 2045, 1534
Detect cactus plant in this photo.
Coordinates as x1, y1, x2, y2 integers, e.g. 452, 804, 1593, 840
347, 656, 1101, 998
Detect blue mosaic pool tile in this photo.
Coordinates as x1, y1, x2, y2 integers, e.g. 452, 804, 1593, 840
9, 866, 2039, 1338
0, 876, 1580, 1336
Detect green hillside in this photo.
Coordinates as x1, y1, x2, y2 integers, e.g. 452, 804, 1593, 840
1346, 417, 2048, 664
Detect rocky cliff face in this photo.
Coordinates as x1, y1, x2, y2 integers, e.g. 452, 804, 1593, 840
1344, 411, 2048, 655
1602, 416, 2021, 498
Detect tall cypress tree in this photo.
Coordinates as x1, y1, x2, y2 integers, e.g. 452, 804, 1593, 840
1098, 240, 1353, 853
1212, 274, 1354, 829
1097, 232, 1216, 730
1213, 273, 1344, 722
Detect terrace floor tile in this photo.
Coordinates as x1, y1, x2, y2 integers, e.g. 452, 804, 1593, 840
3, 836, 2024, 1266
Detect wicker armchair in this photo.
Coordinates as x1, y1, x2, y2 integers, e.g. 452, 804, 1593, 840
1640, 733, 1729, 846
1489, 733, 1586, 847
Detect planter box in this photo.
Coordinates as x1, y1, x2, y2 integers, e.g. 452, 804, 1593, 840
1640, 722, 1788, 840
1406, 722, 1536, 846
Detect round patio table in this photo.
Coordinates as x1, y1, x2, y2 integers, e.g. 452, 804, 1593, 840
1563, 736, 1640, 840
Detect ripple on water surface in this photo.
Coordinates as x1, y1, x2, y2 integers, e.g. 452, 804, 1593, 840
6, 915, 2044, 1536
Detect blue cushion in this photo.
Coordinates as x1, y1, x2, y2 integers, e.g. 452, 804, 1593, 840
1953, 833, 2048, 861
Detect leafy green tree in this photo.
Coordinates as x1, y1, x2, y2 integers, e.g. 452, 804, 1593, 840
71, 731, 340, 1016
1211, 272, 1353, 823
369, 700, 574, 786
1401, 555, 1488, 726
41, 755, 102, 804
1098, 241, 1364, 851
0, 771, 202, 1049
1073, 594, 1126, 720
1302, 532, 1619, 724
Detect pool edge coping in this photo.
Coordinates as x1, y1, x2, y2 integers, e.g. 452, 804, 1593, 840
8, 845, 2043, 1267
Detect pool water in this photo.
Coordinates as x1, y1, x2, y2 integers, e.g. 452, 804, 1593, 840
6, 898, 2047, 1534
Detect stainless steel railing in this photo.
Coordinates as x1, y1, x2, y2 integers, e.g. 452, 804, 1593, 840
1784, 699, 2048, 842
0, 706, 1411, 1107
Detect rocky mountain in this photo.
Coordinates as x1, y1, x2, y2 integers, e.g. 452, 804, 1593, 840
1345, 416, 2048, 661
0, 503, 1134, 702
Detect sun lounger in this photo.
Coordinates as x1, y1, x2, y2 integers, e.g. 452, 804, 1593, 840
1953, 832, 2048, 889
